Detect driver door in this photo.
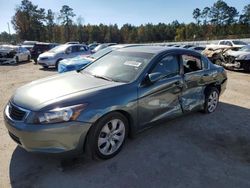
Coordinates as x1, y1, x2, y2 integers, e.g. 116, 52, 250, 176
137, 54, 183, 128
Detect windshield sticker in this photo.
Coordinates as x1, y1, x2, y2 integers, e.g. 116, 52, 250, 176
124, 61, 142, 67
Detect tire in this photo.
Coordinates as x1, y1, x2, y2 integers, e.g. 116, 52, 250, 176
55, 59, 62, 69
43, 65, 49, 69
85, 112, 128, 160
203, 87, 220, 114
15, 56, 19, 63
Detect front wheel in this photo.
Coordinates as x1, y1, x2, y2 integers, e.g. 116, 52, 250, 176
27, 55, 31, 62
203, 87, 219, 113
86, 112, 128, 159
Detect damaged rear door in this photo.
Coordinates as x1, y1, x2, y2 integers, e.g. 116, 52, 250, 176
180, 53, 206, 112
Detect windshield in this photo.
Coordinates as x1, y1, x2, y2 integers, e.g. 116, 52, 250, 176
49, 45, 67, 53
239, 45, 250, 52
83, 51, 153, 83
232, 41, 247, 45
90, 46, 115, 59
93, 44, 107, 52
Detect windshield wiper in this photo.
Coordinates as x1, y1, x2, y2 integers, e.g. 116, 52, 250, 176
93, 74, 114, 82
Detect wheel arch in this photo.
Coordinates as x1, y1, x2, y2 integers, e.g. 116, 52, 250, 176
82, 109, 136, 154
204, 83, 221, 95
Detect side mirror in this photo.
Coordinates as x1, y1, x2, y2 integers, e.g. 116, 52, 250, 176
147, 72, 162, 84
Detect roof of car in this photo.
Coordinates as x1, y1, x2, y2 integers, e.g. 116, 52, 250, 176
118, 45, 181, 54
118, 45, 167, 53
118, 45, 203, 56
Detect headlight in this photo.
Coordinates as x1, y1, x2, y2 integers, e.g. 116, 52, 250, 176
37, 104, 87, 124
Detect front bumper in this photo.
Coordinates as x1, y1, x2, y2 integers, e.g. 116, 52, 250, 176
37, 58, 56, 66
4, 105, 92, 154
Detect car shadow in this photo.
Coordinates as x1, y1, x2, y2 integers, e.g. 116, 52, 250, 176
39, 67, 57, 72
0, 60, 32, 66
9, 102, 250, 188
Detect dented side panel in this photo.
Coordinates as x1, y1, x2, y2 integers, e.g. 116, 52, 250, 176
138, 75, 183, 128
181, 71, 205, 112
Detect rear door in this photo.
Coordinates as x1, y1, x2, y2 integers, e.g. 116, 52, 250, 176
180, 53, 206, 112
138, 53, 183, 128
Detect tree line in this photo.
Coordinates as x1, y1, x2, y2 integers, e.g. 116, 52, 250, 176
0, 0, 249, 44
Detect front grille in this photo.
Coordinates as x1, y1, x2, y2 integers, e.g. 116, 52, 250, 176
9, 103, 27, 121
9, 131, 22, 145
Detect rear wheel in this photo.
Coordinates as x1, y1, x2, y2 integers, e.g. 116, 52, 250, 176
203, 87, 219, 113
43, 65, 49, 69
85, 112, 128, 160
15, 56, 19, 63
55, 59, 62, 69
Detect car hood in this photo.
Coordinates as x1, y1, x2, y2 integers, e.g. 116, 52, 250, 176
0, 49, 15, 54
12, 72, 121, 111
39, 51, 57, 58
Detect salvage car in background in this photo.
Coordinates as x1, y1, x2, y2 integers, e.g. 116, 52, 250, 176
223, 45, 250, 71
58, 44, 143, 73
218, 40, 247, 48
37, 44, 91, 69
4, 46, 227, 159
0, 45, 31, 65
31, 42, 58, 63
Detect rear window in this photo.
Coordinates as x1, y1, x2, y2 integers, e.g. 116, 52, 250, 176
182, 55, 202, 73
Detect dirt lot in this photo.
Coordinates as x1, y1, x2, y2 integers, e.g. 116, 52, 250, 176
0, 61, 250, 188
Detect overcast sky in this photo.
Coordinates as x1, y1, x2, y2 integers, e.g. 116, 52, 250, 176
0, 0, 249, 34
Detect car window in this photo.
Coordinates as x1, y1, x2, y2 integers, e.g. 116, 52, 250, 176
201, 56, 209, 69
219, 41, 225, 45
182, 54, 202, 73
151, 55, 179, 78
226, 41, 232, 46
79, 46, 87, 52
66, 47, 72, 54
71, 46, 79, 53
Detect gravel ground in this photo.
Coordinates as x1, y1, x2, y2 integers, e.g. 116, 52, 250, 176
0, 61, 250, 188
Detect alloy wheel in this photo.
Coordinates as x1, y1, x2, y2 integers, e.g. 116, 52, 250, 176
207, 91, 219, 112
98, 119, 125, 156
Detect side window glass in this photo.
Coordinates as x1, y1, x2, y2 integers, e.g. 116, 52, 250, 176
182, 55, 202, 73
151, 55, 179, 78
201, 56, 208, 69
72, 46, 79, 53
66, 47, 72, 54
79, 46, 87, 52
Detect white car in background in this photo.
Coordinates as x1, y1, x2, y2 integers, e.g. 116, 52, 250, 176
0, 45, 31, 64
218, 40, 248, 48
37, 44, 91, 69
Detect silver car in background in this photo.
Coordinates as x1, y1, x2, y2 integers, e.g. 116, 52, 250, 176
37, 44, 91, 68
